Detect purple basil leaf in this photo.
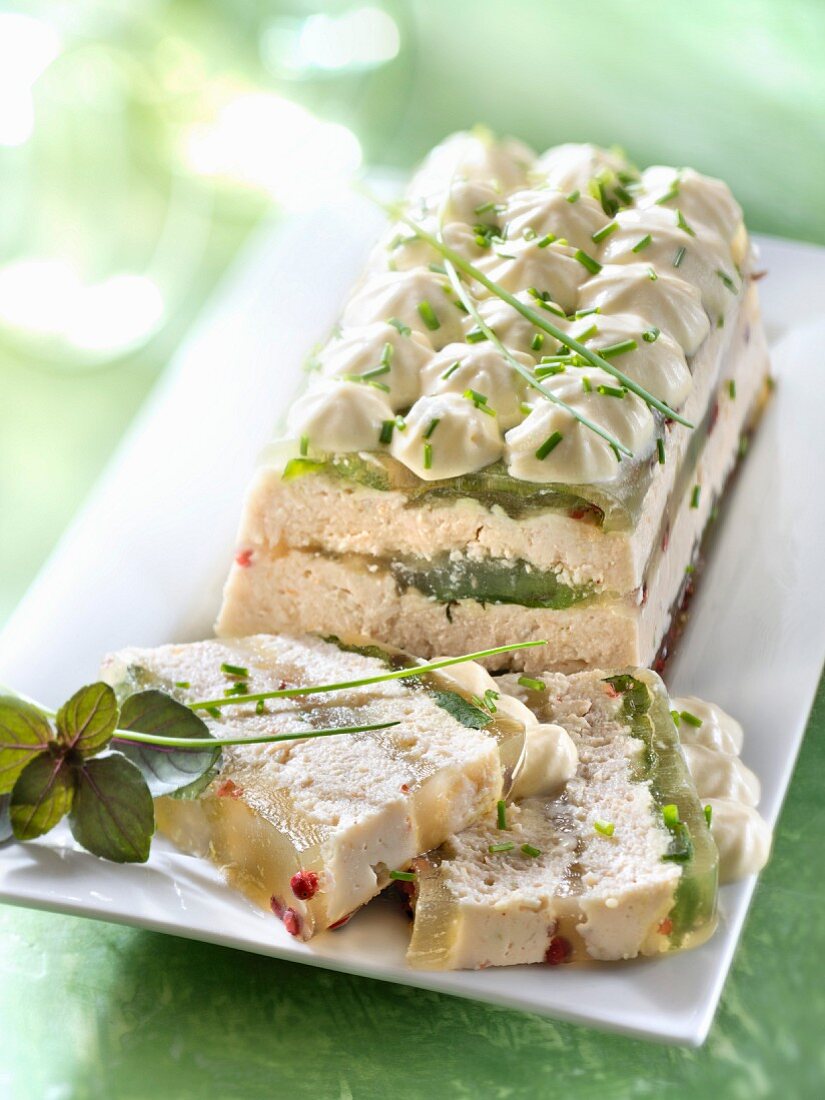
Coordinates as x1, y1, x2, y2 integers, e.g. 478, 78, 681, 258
116, 690, 220, 798
0, 696, 54, 795
56, 682, 118, 758
10, 753, 74, 840
69, 755, 154, 863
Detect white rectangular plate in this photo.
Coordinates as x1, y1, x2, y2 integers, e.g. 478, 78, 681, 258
1, 196, 824, 1045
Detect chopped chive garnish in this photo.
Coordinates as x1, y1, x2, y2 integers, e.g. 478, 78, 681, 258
255, 699, 266, 715
464, 388, 495, 415
520, 401, 533, 415
489, 841, 515, 854
395, 414, 407, 432
521, 844, 542, 858
423, 417, 440, 439
380, 341, 393, 367
523, 226, 537, 241
717, 315, 725, 329
299, 434, 309, 457
657, 437, 666, 464
673, 246, 686, 268
531, 332, 544, 351
647, 266, 658, 280
537, 233, 556, 248
581, 375, 592, 393
417, 300, 440, 330
221, 663, 249, 678
387, 317, 411, 336
206, 706, 221, 719
517, 675, 546, 692
690, 484, 701, 509
662, 804, 680, 828
597, 384, 626, 398
535, 431, 563, 460
642, 326, 660, 343
591, 221, 618, 243
680, 710, 702, 727
676, 209, 696, 236
442, 360, 462, 380
379, 419, 395, 445
728, 379, 736, 399
632, 234, 652, 253
174, 681, 190, 689
428, 262, 447, 275
685, 563, 696, 575
474, 200, 498, 215
389, 870, 417, 882
574, 306, 601, 319
599, 338, 637, 359
566, 189, 580, 203
535, 364, 566, 379
614, 184, 633, 205
361, 363, 391, 380
574, 249, 602, 275
704, 804, 713, 828
466, 328, 487, 343
655, 181, 680, 205
670, 709, 681, 727
716, 269, 737, 292
223, 682, 250, 696
594, 820, 615, 837
739, 434, 749, 457
574, 323, 598, 342
496, 799, 508, 829
423, 441, 433, 470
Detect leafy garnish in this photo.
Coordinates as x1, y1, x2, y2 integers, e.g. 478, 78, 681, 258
10, 752, 74, 840
431, 690, 491, 729
0, 794, 10, 844
69, 755, 154, 863
0, 696, 53, 794
56, 682, 118, 757
116, 691, 220, 799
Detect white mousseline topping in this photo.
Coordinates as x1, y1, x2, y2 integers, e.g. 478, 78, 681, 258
371, 222, 485, 275
672, 695, 771, 883
420, 342, 531, 430
287, 380, 392, 454
637, 166, 744, 246
505, 369, 655, 484
467, 290, 564, 359
319, 322, 432, 410
532, 142, 632, 194
504, 188, 609, 250
581, 311, 692, 409
599, 206, 738, 319
390, 392, 503, 480
342, 269, 465, 349
474, 237, 586, 313
577, 262, 711, 355
408, 129, 535, 204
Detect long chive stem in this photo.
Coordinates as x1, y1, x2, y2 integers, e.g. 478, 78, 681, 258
112, 720, 400, 750
386, 202, 692, 428
428, 196, 634, 456
188, 641, 547, 711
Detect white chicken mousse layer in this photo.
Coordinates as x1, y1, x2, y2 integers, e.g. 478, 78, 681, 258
406, 668, 719, 970
100, 634, 528, 941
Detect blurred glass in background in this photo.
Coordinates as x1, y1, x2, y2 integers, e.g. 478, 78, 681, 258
1, 0, 823, 622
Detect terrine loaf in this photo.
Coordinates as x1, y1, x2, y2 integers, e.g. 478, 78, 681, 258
101, 634, 528, 940
406, 668, 719, 969
217, 130, 771, 673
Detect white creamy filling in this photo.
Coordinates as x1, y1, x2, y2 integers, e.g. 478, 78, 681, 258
272, 133, 750, 485
390, 391, 503, 479
505, 369, 656, 484
287, 381, 393, 454
672, 696, 771, 882
420, 342, 531, 430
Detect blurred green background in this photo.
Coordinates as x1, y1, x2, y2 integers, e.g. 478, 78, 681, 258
1, 2, 824, 1097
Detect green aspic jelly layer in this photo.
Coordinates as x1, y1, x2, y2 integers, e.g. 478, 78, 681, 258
281, 453, 653, 532
603, 671, 718, 946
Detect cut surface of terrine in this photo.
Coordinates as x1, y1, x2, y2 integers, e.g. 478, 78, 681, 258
101, 634, 526, 940
406, 668, 718, 969
217, 131, 771, 672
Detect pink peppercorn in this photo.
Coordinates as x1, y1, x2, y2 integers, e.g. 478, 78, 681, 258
290, 870, 319, 901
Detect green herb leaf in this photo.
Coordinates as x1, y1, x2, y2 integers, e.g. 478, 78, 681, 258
10, 753, 74, 840
431, 690, 491, 729
69, 755, 154, 863
56, 682, 118, 758
0, 696, 54, 795
116, 691, 220, 798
